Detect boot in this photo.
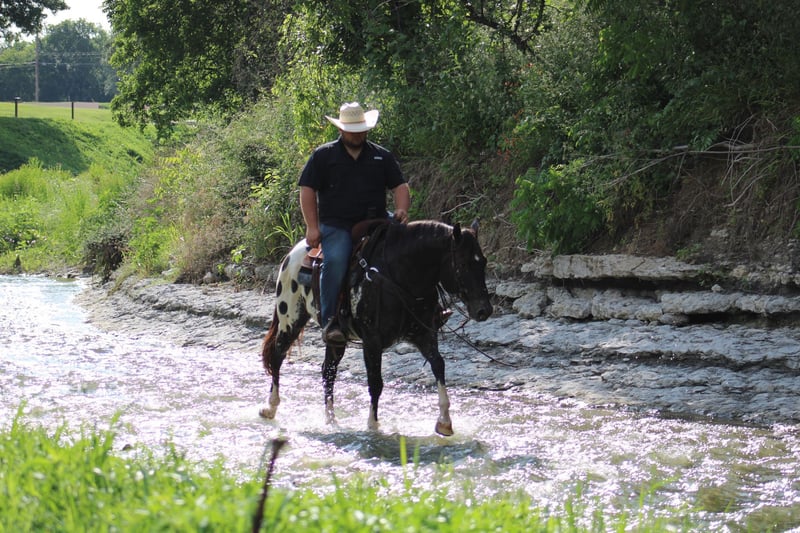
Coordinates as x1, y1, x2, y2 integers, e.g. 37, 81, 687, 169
322, 318, 346, 345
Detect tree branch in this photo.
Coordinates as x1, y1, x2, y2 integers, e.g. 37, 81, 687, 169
460, 0, 547, 55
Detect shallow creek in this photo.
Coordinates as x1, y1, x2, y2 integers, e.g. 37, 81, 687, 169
2, 275, 799, 531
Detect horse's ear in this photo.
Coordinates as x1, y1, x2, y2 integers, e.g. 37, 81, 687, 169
452, 222, 462, 242
470, 218, 479, 237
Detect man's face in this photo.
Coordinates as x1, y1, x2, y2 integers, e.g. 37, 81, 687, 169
341, 130, 367, 150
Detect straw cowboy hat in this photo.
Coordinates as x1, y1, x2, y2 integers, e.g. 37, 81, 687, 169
325, 102, 379, 133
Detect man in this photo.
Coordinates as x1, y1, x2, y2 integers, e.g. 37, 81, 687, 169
298, 102, 411, 345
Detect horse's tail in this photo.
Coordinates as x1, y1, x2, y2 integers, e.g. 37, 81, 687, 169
261, 308, 281, 376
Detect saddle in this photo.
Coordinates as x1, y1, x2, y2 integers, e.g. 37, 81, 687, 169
298, 219, 391, 329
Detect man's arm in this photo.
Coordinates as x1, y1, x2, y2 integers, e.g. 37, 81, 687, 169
391, 183, 410, 224
299, 186, 322, 247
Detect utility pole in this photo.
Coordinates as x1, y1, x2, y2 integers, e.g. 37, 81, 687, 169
35, 32, 40, 102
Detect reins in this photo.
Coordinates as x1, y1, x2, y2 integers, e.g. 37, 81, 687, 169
435, 286, 518, 368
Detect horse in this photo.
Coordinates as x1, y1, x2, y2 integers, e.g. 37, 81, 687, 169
259, 219, 493, 436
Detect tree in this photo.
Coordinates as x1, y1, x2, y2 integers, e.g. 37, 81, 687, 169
107, 0, 292, 135
38, 20, 115, 101
510, 0, 800, 254
0, 0, 67, 39
106, 0, 559, 137
0, 41, 35, 99
0, 20, 115, 101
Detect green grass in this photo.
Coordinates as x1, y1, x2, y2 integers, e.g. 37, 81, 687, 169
0, 103, 154, 273
0, 101, 110, 119
0, 103, 151, 175
0, 411, 683, 532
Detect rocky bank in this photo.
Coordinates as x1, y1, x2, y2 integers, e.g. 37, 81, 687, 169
76, 253, 800, 426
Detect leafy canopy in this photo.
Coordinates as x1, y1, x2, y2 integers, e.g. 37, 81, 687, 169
0, 0, 67, 39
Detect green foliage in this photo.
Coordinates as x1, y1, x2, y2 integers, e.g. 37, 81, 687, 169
0, 195, 42, 254
0, 106, 152, 175
0, 157, 50, 198
121, 99, 306, 279
8, 0, 800, 271
0, 20, 114, 102
0, 412, 258, 531
512, 162, 604, 254
0, 412, 683, 532
127, 215, 178, 274
504, 3, 800, 254
0, 0, 67, 39
282, 2, 523, 157
108, 0, 292, 137
0, 105, 152, 273
246, 178, 303, 259
0, 40, 35, 99
0, 160, 85, 264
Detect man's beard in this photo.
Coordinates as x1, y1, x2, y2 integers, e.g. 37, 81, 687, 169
342, 135, 366, 151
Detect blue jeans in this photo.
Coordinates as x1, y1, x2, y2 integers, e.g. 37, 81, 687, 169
320, 223, 352, 326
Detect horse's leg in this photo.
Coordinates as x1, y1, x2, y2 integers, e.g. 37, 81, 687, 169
259, 309, 309, 419
260, 374, 281, 419
362, 342, 384, 430
415, 335, 454, 436
259, 330, 291, 419
434, 380, 453, 437
322, 343, 346, 424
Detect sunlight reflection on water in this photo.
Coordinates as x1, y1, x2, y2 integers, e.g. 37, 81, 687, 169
2, 275, 800, 531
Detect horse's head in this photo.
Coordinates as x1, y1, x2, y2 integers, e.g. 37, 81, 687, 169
443, 220, 493, 322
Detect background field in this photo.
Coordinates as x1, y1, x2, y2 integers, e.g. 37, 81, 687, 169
0, 102, 154, 273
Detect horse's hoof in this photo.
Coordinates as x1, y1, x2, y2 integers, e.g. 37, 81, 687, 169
435, 421, 454, 437
259, 407, 276, 419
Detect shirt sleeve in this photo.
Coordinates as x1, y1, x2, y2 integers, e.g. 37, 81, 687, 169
383, 150, 405, 189
297, 152, 318, 189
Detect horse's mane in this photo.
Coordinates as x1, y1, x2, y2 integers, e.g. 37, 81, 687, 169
382, 220, 453, 259
406, 220, 452, 238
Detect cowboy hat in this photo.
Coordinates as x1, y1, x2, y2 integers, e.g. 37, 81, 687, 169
325, 102, 379, 133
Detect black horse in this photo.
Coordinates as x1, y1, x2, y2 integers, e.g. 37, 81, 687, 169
259, 220, 493, 435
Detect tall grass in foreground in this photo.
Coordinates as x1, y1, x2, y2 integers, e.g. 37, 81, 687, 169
0, 413, 684, 532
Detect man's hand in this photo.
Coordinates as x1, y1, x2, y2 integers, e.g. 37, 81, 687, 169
306, 226, 321, 248
391, 183, 410, 225
299, 186, 321, 247
394, 209, 408, 224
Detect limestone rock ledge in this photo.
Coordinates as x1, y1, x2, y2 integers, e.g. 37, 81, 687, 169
494, 254, 800, 325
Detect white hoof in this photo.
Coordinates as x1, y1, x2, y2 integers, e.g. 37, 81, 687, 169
259, 406, 277, 419
367, 417, 380, 431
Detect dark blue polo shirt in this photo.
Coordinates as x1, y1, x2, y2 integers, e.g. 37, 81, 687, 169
298, 137, 405, 229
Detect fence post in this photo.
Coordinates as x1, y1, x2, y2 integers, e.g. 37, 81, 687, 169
14, 96, 20, 117
71, 100, 75, 120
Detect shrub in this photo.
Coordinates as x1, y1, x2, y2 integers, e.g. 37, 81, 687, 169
0, 197, 42, 254
127, 216, 179, 275
512, 162, 605, 254
0, 158, 53, 200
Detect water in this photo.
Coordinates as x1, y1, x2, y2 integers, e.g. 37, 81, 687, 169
2, 275, 800, 531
